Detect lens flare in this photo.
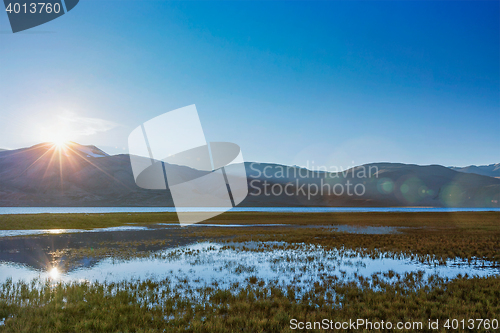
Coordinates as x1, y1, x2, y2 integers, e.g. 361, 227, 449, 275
52, 137, 68, 148
49, 267, 60, 279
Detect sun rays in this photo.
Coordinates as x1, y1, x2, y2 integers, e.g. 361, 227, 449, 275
48, 266, 60, 280
17, 141, 133, 195
52, 139, 69, 148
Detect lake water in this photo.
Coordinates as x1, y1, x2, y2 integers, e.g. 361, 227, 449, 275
0, 207, 498, 214
0, 242, 497, 295
0, 224, 406, 238
0, 208, 497, 297
0, 224, 294, 238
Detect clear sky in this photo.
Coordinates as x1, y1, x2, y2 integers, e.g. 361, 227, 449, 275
0, 1, 498, 168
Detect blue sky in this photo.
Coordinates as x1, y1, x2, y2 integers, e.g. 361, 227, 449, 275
0, 0, 498, 168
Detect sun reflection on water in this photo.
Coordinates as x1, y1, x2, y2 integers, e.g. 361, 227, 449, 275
49, 267, 60, 279
47, 229, 66, 235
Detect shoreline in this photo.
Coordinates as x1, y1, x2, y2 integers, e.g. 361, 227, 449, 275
0, 210, 498, 230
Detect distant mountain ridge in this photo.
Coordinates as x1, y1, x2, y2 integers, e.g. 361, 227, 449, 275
0, 142, 170, 207
241, 162, 499, 208
450, 163, 500, 178
0, 142, 498, 207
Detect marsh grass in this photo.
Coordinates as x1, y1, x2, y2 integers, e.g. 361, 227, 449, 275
1, 212, 498, 332
0, 212, 179, 230
14, 212, 497, 266
1, 211, 498, 230
192, 212, 500, 264
201, 227, 500, 265
0, 273, 498, 332
56, 239, 179, 263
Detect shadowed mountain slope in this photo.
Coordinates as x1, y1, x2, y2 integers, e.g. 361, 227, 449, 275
0, 143, 498, 207
450, 164, 500, 178
0, 143, 172, 206
239, 162, 500, 207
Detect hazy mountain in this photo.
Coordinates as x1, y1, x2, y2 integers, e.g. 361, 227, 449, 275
0, 142, 173, 207
450, 163, 500, 178
241, 162, 500, 207
0, 143, 498, 207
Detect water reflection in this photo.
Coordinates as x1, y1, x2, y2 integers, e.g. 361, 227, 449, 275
1, 207, 499, 215
48, 267, 60, 280
0, 225, 200, 271
0, 224, 290, 238
0, 226, 151, 238
0, 242, 498, 292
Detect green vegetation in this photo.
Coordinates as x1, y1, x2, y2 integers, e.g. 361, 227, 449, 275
199, 225, 500, 265
0, 273, 498, 332
2, 211, 498, 264
0, 212, 179, 230
0, 212, 498, 332
195, 212, 500, 264
2, 211, 498, 230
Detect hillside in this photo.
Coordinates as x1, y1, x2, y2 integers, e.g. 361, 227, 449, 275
0, 143, 498, 207
450, 163, 500, 178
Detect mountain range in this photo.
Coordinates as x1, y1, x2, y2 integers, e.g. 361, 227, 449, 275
450, 164, 500, 179
0, 142, 498, 207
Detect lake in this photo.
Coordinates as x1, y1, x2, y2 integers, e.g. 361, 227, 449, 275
0, 207, 499, 214
1, 241, 498, 296
0, 211, 498, 313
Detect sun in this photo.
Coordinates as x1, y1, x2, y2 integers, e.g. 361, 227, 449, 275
48, 267, 60, 279
50, 134, 69, 148
53, 138, 68, 147
40, 125, 71, 148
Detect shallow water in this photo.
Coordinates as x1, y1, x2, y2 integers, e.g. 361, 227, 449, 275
331, 225, 404, 234
0, 207, 498, 215
0, 223, 292, 238
0, 223, 402, 238
0, 242, 497, 292
0, 226, 151, 238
